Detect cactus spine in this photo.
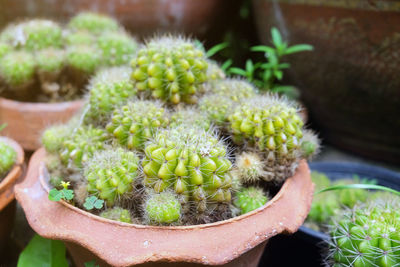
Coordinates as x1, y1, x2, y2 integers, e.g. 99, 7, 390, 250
234, 186, 268, 215
144, 190, 182, 225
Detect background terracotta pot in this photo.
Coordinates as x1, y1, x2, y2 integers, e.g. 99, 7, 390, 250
252, 0, 400, 164
0, 97, 84, 151
0, 136, 24, 252
16, 148, 314, 267
0, 0, 231, 40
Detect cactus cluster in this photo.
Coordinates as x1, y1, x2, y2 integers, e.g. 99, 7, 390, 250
328, 199, 400, 266
42, 33, 318, 226
0, 13, 137, 102
0, 140, 17, 178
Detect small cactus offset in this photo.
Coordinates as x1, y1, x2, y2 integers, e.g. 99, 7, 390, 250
42, 124, 73, 153
60, 125, 108, 168
100, 207, 132, 223
85, 66, 136, 125
0, 141, 16, 178
328, 199, 400, 267
234, 186, 268, 215
97, 31, 137, 66
68, 12, 119, 35
206, 61, 226, 81
170, 108, 211, 130
106, 100, 169, 150
198, 94, 235, 125
66, 45, 102, 74
84, 148, 139, 206
234, 152, 266, 183
130, 36, 208, 104
142, 126, 232, 212
144, 190, 182, 225
207, 79, 256, 102
0, 51, 35, 88
65, 31, 94, 46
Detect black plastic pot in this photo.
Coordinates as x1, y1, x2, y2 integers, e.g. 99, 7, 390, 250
258, 162, 400, 267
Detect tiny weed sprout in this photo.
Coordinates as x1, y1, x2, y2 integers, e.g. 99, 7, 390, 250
83, 196, 104, 210
48, 181, 74, 202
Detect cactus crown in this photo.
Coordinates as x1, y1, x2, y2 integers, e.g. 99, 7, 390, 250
35, 48, 65, 73
208, 79, 256, 101
0, 141, 17, 178
234, 186, 268, 215
97, 31, 137, 66
0, 50, 35, 86
66, 45, 101, 74
144, 190, 182, 225
68, 12, 119, 34
170, 108, 211, 130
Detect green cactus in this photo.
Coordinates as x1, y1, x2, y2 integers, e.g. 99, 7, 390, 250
142, 126, 233, 212
97, 31, 137, 66
35, 48, 65, 74
66, 45, 101, 74
42, 124, 73, 153
85, 66, 136, 125
300, 130, 321, 160
60, 125, 108, 168
0, 42, 11, 59
130, 36, 208, 104
328, 199, 400, 267
144, 190, 182, 225
208, 79, 256, 102
106, 100, 169, 150
234, 152, 266, 183
170, 108, 211, 130
100, 207, 132, 223
333, 178, 370, 209
65, 31, 94, 46
0, 51, 35, 87
68, 12, 119, 35
207, 61, 226, 81
0, 141, 17, 178
84, 148, 139, 206
228, 94, 309, 182
234, 186, 268, 215
198, 94, 235, 125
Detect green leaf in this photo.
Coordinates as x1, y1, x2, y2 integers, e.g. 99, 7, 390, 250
84, 261, 100, 267
62, 188, 74, 200
229, 67, 247, 77
193, 39, 205, 51
221, 59, 233, 71
48, 188, 63, 201
17, 235, 68, 267
251, 45, 275, 54
84, 196, 104, 210
285, 44, 313, 55
245, 59, 254, 73
271, 85, 300, 99
273, 70, 283, 80
278, 63, 290, 69
271, 27, 283, 48
206, 42, 229, 58
316, 184, 400, 196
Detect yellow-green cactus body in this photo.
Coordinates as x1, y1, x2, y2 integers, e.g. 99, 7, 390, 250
106, 100, 169, 150
66, 45, 101, 74
0, 51, 35, 86
0, 141, 16, 178
0, 42, 11, 59
65, 31, 94, 46
142, 126, 232, 212
170, 108, 211, 130
98, 31, 137, 66
208, 79, 256, 102
144, 191, 182, 225
234, 186, 268, 214
199, 94, 235, 125
207, 61, 225, 81
68, 12, 119, 35
85, 148, 139, 206
42, 124, 73, 153
100, 207, 132, 223
35, 48, 65, 73
130, 36, 208, 104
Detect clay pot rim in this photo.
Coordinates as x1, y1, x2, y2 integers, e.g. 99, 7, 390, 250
0, 136, 24, 210
39, 153, 298, 230
0, 96, 83, 109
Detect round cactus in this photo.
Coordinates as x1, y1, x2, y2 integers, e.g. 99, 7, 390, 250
234, 186, 268, 215
0, 50, 35, 87
97, 31, 137, 66
68, 12, 119, 35
207, 61, 226, 81
60, 125, 108, 168
85, 66, 136, 124
144, 190, 182, 225
66, 45, 101, 74
0, 42, 11, 59
142, 126, 233, 212
84, 148, 139, 206
35, 48, 65, 75
300, 129, 321, 160
0, 141, 16, 178
228, 94, 308, 183
199, 93, 235, 125
234, 152, 266, 183
65, 31, 94, 46
170, 108, 211, 130
208, 79, 256, 102
333, 178, 370, 209
42, 124, 73, 153
130, 36, 208, 104
106, 100, 169, 150
100, 207, 132, 223
328, 199, 400, 267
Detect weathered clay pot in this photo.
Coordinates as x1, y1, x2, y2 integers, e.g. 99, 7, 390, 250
0, 0, 229, 39
0, 97, 84, 151
252, 0, 400, 163
0, 136, 24, 252
16, 148, 313, 267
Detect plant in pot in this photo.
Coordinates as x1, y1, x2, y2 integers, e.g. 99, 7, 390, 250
16, 35, 319, 266
0, 125, 24, 254
0, 12, 138, 150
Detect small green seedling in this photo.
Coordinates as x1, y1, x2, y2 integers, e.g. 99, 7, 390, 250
48, 181, 74, 201
83, 196, 104, 210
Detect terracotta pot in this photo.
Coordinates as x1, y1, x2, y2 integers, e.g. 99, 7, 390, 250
0, 136, 24, 252
0, 97, 84, 151
16, 148, 313, 267
0, 0, 229, 39
252, 0, 400, 163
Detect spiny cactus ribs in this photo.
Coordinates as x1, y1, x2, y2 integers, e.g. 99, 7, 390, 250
100, 207, 132, 223
0, 140, 16, 177
142, 126, 232, 212
144, 190, 182, 225
234, 186, 268, 215
0, 51, 35, 87
106, 100, 169, 150
67, 12, 119, 35
85, 148, 139, 206
130, 36, 208, 104
170, 108, 211, 130
329, 200, 400, 267
98, 31, 137, 66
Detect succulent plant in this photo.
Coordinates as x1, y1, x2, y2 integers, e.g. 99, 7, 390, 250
68, 12, 119, 35
130, 36, 208, 104
0, 140, 16, 178
333, 178, 370, 209
97, 31, 137, 66
234, 152, 266, 183
65, 31, 94, 46
142, 126, 233, 212
84, 148, 139, 206
85, 66, 136, 125
234, 186, 268, 215
144, 190, 182, 225
42, 124, 74, 153
206, 61, 226, 81
66, 45, 101, 74
207, 79, 256, 102
228, 95, 309, 183
328, 199, 400, 266
60, 125, 108, 168
198, 94, 235, 126
35, 48, 65, 74
170, 108, 211, 130
100, 207, 132, 223
0, 42, 11, 59
106, 100, 169, 150
0, 50, 35, 87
